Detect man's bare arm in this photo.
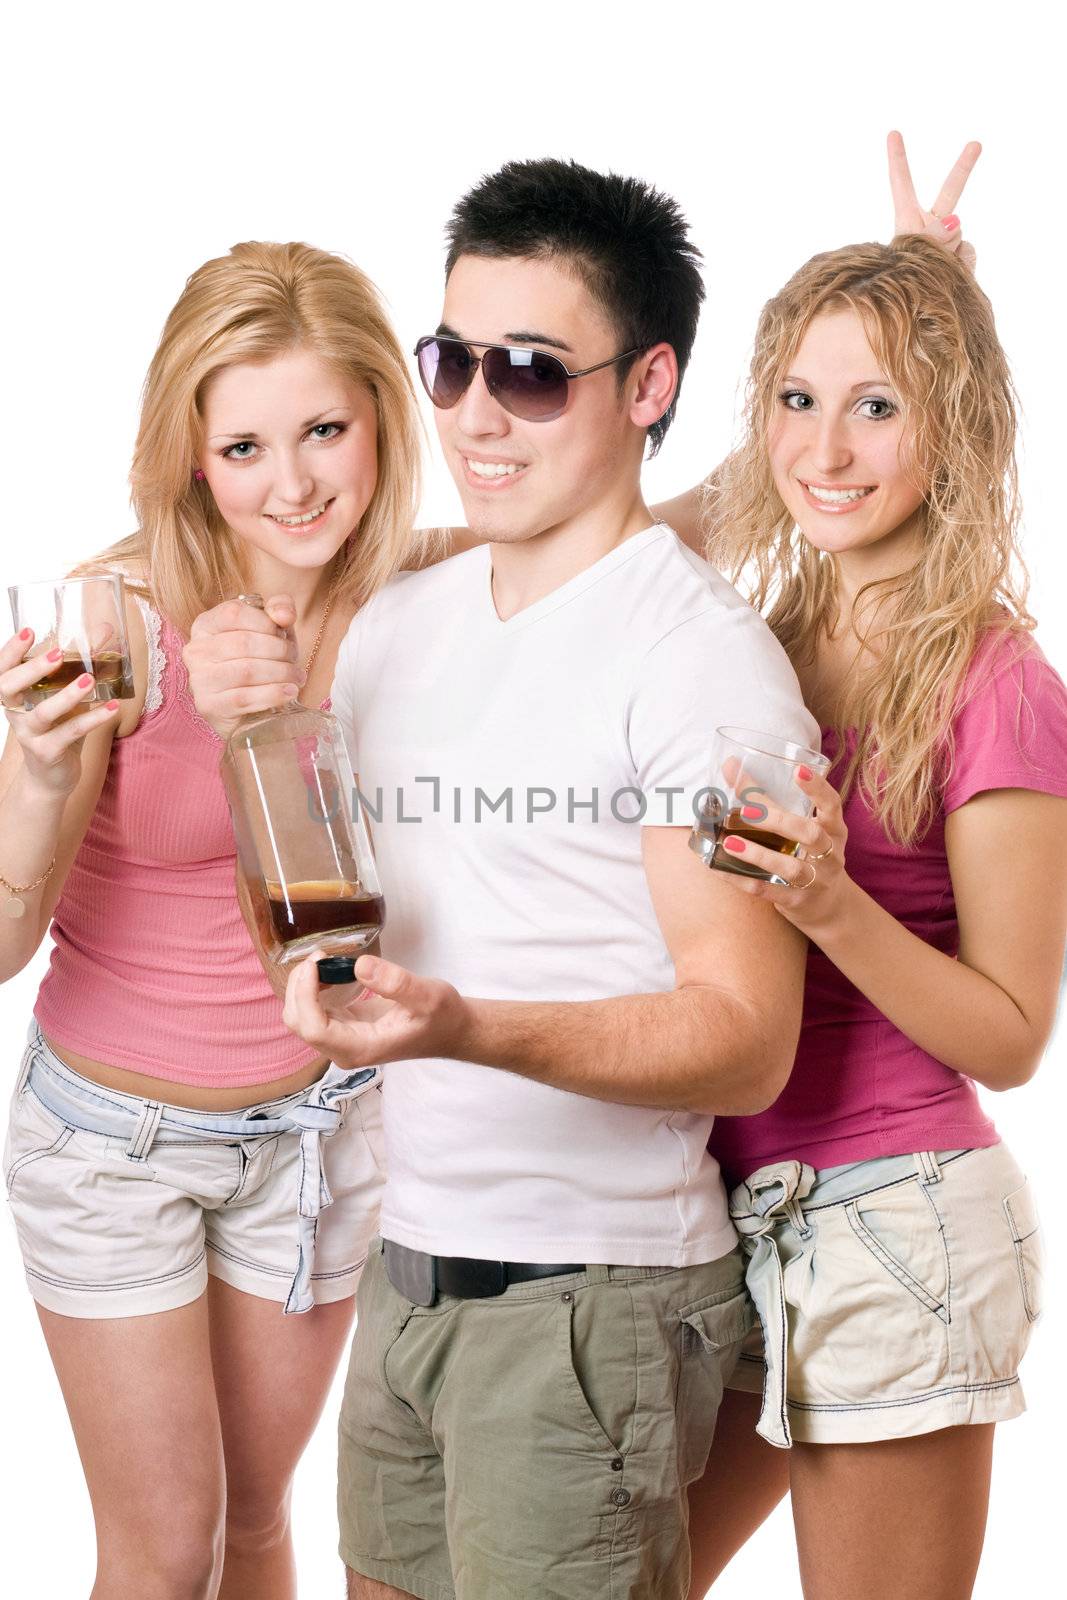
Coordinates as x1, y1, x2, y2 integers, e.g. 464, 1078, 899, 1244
284, 827, 807, 1116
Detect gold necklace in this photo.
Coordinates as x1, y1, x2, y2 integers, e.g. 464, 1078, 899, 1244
301, 566, 343, 683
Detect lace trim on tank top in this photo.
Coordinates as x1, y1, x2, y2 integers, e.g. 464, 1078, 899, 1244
132, 594, 165, 718
169, 621, 225, 745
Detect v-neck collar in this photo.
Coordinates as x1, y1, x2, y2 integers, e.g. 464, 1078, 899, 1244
482, 524, 669, 636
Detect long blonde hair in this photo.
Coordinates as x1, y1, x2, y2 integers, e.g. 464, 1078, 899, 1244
90, 241, 432, 634
704, 234, 1033, 845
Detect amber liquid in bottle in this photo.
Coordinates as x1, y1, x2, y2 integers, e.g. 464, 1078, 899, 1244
265, 879, 385, 945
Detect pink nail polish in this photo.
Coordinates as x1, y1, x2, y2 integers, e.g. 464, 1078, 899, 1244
77, 673, 93, 688
46, 648, 63, 663
942, 214, 959, 230
723, 837, 746, 854
18, 628, 32, 642
740, 805, 763, 820
105, 700, 120, 711
797, 765, 814, 782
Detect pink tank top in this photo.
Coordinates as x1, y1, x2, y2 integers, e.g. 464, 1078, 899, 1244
34, 607, 323, 1088
708, 631, 1067, 1180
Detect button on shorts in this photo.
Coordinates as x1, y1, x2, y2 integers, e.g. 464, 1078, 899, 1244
338, 1241, 752, 1600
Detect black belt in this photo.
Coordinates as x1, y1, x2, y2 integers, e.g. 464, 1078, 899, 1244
383, 1239, 585, 1307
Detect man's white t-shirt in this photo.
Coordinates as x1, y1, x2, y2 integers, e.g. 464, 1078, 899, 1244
332, 524, 819, 1265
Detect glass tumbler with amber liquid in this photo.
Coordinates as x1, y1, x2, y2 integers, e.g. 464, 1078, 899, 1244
221, 604, 383, 985
8, 575, 135, 708
689, 724, 830, 885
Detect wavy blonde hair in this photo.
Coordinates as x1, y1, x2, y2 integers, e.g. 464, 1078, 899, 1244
88, 241, 432, 634
704, 234, 1033, 845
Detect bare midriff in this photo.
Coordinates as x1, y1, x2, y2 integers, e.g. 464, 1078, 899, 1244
42, 1037, 331, 1111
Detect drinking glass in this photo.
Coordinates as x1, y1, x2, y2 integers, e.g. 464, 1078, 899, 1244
689, 724, 830, 885
8, 575, 134, 709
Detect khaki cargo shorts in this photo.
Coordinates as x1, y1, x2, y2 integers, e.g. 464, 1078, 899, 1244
338, 1240, 752, 1600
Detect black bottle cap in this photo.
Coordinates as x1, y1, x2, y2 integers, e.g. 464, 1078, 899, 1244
317, 955, 357, 984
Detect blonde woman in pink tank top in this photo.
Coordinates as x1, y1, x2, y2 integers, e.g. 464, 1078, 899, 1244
675, 141, 1067, 1598
0, 243, 444, 1599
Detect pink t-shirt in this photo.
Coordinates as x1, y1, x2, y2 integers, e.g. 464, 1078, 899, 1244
708, 630, 1067, 1180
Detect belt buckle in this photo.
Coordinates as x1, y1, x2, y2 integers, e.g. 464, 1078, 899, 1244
383, 1240, 437, 1307
449, 1257, 507, 1298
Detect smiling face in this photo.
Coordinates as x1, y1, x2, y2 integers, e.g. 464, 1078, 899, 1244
768, 308, 926, 572
433, 254, 650, 544
197, 346, 379, 579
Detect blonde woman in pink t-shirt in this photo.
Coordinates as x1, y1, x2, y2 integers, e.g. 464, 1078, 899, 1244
682, 140, 1067, 1597
0, 243, 437, 1598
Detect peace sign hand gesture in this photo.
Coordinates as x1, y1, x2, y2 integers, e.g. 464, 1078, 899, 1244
887, 130, 981, 274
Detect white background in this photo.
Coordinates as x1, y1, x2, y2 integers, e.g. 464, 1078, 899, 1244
1, 3, 1063, 1593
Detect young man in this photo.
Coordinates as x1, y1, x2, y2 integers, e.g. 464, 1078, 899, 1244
281, 159, 820, 1600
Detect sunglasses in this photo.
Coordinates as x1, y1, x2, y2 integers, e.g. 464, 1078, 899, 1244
414, 335, 644, 423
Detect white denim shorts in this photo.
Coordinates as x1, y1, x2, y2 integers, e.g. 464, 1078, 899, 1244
3, 1024, 387, 1319
726, 1142, 1042, 1445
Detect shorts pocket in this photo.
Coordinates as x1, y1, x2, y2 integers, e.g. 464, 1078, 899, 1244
4, 1089, 74, 1196
1003, 1180, 1043, 1323
845, 1184, 950, 1324
556, 1283, 640, 1457
676, 1285, 753, 1485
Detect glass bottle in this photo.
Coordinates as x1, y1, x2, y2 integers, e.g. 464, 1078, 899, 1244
220, 596, 383, 985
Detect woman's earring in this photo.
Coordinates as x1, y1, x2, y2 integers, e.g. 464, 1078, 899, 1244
194, 469, 206, 482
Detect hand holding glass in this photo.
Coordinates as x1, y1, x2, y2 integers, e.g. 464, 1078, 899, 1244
8, 576, 134, 709
689, 725, 830, 884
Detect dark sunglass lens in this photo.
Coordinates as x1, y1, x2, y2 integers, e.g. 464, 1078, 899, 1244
483, 346, 569, 421
417, 339, 474, 409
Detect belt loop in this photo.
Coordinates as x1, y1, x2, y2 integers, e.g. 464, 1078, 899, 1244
125, 1100, 164, 1162
916, 1150, 942, 1186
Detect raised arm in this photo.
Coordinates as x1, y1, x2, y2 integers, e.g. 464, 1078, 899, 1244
887, 129, 981, 272
282, 823, 807, 1114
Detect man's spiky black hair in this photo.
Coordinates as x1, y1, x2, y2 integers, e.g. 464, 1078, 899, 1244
445, 158, 704, 455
